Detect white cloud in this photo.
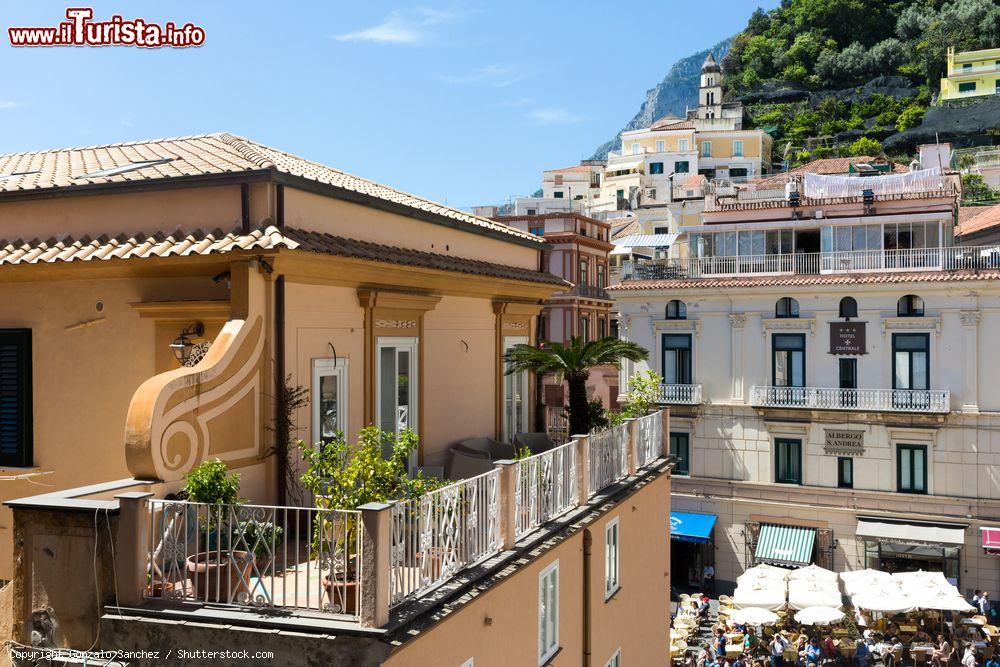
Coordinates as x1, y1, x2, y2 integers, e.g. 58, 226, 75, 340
0, 102, 21, 110
438, 64, 534, 88
528, 107, 583, 125
333, 7, 460, 45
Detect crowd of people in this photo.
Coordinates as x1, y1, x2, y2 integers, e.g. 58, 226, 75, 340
674, 591, 999, 667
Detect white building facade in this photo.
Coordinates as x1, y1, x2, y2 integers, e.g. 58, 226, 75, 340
611, 173, 1000, 595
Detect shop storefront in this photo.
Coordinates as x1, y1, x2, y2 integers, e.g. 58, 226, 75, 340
857, 517, 966, 586
670, 511, 716, 591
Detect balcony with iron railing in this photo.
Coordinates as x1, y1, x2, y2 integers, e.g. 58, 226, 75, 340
749, 386, 951, 414
620, 245, 1000, 282
554, 283, 613, 301
658, 383, 703, 405
16, 412, 670, 637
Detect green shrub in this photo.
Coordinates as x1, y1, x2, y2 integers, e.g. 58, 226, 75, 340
184, 459, 242, 505
847, 137, 882, 157
896, 104, 926, 132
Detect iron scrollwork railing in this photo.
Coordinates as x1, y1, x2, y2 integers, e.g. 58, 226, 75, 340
635, 412, 662, 470
513, 441, 578, 540
389, 468, 500, 607
588, 423, 629, 495
145, 500, 362, 619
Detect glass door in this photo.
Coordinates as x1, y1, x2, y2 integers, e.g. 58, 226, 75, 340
839, 358, 857, 407
376, 337, 418, 461
502, 336, 529, 443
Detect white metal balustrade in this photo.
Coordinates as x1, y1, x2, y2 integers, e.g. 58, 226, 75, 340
389, 468, 500, 607
749, 386, 951, 414
624, 245, 1000, 282
513, 441, 578, 539
588, 423, 630, 494
145, 500, 363, 618
658, 383, 703, 405
635, 412, 662, 469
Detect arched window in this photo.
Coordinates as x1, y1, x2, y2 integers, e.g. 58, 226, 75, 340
839, 296, 858, 319
776, 297, 799, 319
666, 300, 687, 320
897, 295, 924, 317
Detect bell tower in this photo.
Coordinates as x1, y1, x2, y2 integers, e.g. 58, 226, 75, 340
698, 52, 723, 120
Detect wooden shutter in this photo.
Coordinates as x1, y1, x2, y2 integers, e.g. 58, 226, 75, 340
0, 330, 31, 467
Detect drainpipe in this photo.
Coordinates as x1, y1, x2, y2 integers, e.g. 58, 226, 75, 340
274, 274, 286, 506
240, 183, 251, 234
583, 529, 593, 667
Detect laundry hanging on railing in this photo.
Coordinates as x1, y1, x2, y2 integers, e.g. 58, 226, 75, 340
803, 167, 944, 199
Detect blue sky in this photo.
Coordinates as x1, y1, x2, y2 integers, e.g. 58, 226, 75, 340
0, 1, 777, 208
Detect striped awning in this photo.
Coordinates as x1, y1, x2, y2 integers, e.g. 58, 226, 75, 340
755, 524, 816, 567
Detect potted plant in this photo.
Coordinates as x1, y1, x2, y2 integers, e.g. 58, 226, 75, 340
182, 459, 253, 603
298, 426, 444, 613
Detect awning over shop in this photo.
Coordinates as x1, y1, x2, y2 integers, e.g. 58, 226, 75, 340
856, 518, 966, 547
755, 524, 816, 567
670, 511, 717, 543
614, 233, 679, 248
981, 527, 1000, 554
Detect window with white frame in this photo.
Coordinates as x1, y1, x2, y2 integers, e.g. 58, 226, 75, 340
679, 138, 689, 152
701, 141, 712, 157
312, 357, 349, 444
539, 561, 559, 665
605, 649, 622, 667
732, 140, 744, 157
605, 517, 620, 598
631, 142, 640, 155
655, 140, 665, 152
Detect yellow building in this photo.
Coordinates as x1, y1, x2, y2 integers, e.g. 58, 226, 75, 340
939, 46, 1000, 102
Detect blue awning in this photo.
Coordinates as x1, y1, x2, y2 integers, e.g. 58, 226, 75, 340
671, 511, 717, 543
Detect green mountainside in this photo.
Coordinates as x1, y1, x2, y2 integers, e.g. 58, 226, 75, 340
587, 1, 998, 169
724, 0, 1000, 163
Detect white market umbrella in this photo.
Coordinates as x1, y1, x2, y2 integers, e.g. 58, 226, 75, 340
788, 564, 838, 583
738, 564, 789, 586
795, 606, 846, 625
733, 581, 787, 611
841, 569, 895, 597
788, 579, 843, 610
853, 586, 916, 614
730, 607, 780, 626
912, 589, 975, 612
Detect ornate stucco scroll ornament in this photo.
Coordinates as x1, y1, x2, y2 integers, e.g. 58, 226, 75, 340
125, 262, 268, 482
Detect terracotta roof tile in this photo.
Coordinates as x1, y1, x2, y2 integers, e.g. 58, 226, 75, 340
0, 225, 566, 286
649, 117, 696, 131
0, 133, 539, 244
284, 228, 567, 286
609, 269, 1000, 291
956, 205, 1000, 238
546, 165, 593, 173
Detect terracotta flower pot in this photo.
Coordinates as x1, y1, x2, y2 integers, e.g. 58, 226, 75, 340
185, 550, 253, 603
146, 579, 175, 598
323, 574, 358, 614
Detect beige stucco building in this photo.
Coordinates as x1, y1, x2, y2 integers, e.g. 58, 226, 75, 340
612, 164, 1000, 596
0, 133, 676, 665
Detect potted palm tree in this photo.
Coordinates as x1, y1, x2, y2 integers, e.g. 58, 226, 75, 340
298, 426, 444, 614
181, 459, 254, 603
504, 336, 649, 437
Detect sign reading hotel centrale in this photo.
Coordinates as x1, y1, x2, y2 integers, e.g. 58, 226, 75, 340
829, 321, 866, 355
824, 429, 865, 455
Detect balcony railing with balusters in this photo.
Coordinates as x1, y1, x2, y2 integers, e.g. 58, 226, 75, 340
389, 468, 501, 607
620, 245, 1000, 282
513, 441, 578, 540
658, 383, 703, 405
749, 386, 951, 414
